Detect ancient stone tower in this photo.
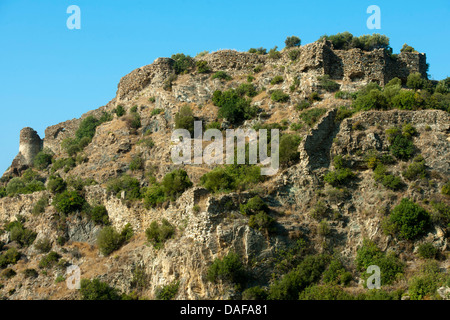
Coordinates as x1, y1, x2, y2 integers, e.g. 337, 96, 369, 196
2, 127, 43, 177
18, 127, 43, 166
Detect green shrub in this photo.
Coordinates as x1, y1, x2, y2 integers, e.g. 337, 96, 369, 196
212, 89, 256, 124
310, 200, 328, 220
402, 155, 426, 180
322, 258, 352, 286
353, 87, 389, 111
268, 254, 329, 300
319, 32, 390, 51
51, 157, 76, 173
271, 90, 290, 103
162, 169, 193, 201
406, 72, 426, 90
211, 71, 232, 81
32, 195, 49, 215
171, 53, 195, 74
408, 261, 445, 300
90, 205, 109, 225
285, 36, 301, 48
253, 64, 263, 73
317, 75, 340, 92
268, 46, 281, 59
386, 126, 415, 160
240, 196, 268, 216
372, 164, 403, 191
129, 155, 144, 171
0, 248, 21, 269
324, 168, 355, 187
145, 219, 175, 249
295, 100, 310, 111
196, 60, 210, 73
441, 181, 450, 196
155, 280, 180, 300
34, 238, 52, 253
200, 164, 262, 193
335, 91, 357, 100
8, 221, 37, 247
23, 268, 39, 279
270, 76, 284, 85
276, 134, 301, 167
39, 251, 61, 269
174, 105, 195, 135
151, 108, 163, 116
236, 83, 258, 97
80, 278, 122, 300
106, 175, 141, 201
248, 47, 267, 55
207, 251, 246, 285
417, 243, 438, 259
386, 198, 431, 240
47, 175, 67, 194
97, 224, 132, 256
143, 184, 166, 208
76, 116, 100, 141
288, 49, 300, 61
52, 190, 85, 214
299, 108, 326, 127
242, 286, 268, 300
400, 44, 416, 53
6, 174, 45, 196
114, 105, 125, 117
299, 284, 353, 300
33, 150, 53, 170
356, 239, 404, 286
391, 90, 419, 110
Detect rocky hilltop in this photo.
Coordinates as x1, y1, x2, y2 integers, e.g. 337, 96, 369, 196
0, 37, 448, 300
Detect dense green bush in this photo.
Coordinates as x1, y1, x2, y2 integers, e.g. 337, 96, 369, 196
270, 90, 290, 103
270, 75, 284, 85
417, 243, 438, 259
441, 181, 450, 196
52, 190, 85, 214
145, 219, 175, 249
34, 237, 52, 253
288, 49, 300, 61
211, 71, 232, 81
386, 198, 431, 240
39, 251, 61, 269
240, 196, 268, 216
242, 286, 268, 300
90, 205, 109, 225
174, 105, 195, 134
80, 278, 122, 300
97, 224, 133, 256
236, 83, 258, 97
32, 195, 49, 215
155, 280, 180, 300
299, 108, 327, 127
268, 254, 329, 300
406, 72, 426, 90
319, 32, 390, 51
212, 89, 256, 124
408, 261, 446, 300
279, 134, 301, 167
33, 150, 53, 170
47, 175, 67, 194
324, 168, 355, 187
6, 170, 45, 196
171, 53, 195, 74
386, 126, 415, 160
372, 164, 403, 191
51, 157, 76, 173
143, 184, 166, 208
268, 46, 281, 59
196, 60, 210, 73
107, 175, 141, 201
248, 47, 267, 55
317, 75, 340, 92
299, 284, 353, 300
162, 169, 193, 201
402, 155, 427, 180
322, 258, 352, 286
391, 90, 419, 110
114, 105, 125, 117
285, 36, 301, 48
353, 87, 389, 111
200, 164, 263, 193
400, 43, 416, 53
207, 251, 246, 286
7, 220, 37, 247
0, 248, 21, 269
335, 91, 357, 100
355, 239, 404, 286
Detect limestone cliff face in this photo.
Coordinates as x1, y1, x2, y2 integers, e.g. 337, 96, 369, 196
0, 40, 448, 300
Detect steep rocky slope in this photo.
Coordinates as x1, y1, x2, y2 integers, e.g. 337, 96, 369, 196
0, 39, 448, 300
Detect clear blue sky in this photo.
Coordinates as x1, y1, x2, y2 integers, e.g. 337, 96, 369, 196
0, 0, 449, 173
